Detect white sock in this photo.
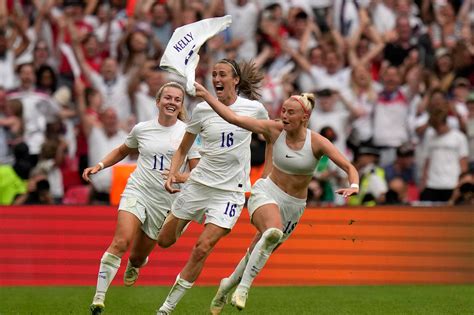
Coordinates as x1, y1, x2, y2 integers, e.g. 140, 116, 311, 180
238, 228, 283, 291
159, 274, 194, 312
221, 250, 250, 293
93, 252, 121, 304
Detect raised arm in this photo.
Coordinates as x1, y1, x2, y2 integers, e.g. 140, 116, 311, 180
194, 82, 278, 137
165, 132, 197, 194
82, 144, 137, 182
313, 132, 359, 197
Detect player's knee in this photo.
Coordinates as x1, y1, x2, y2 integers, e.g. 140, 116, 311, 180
191, 240, 213, 261
157, 234, 176, 248
262, 228, 283, 248
110, 237, 130, 255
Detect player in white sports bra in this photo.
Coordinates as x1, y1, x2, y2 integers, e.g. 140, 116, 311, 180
193, 82, 360, 314
83, 82, 200, 315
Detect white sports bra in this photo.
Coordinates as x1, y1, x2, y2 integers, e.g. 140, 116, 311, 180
272, 129, 319, 176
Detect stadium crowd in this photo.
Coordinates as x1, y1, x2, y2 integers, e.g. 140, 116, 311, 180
0, 0, 473, 207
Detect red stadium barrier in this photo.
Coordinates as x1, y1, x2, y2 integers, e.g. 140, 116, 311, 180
0, 205, 473, 286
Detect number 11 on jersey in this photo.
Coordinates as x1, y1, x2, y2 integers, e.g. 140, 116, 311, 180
153, 154, 164, 171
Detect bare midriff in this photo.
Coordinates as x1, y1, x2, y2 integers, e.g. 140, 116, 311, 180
268, 166, 312, 199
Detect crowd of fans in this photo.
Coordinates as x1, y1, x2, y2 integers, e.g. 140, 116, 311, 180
0, 0, 472, 206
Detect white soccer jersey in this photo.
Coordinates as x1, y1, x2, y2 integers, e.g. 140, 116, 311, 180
186, 96, 268, 192
123, 119, 200, 209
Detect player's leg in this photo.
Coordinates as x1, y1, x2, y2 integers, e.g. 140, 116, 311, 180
158, 223, 229, 314
157, 213, 191, 248
231, 204, 283, 310
91, 210, 142, 313
210, 233, 261, 315
124, 229, 156, 286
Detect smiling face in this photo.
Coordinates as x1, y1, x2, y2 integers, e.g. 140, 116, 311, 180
212, 62, 239, 104
280, 97, 308, 131
157, 86, 184, 121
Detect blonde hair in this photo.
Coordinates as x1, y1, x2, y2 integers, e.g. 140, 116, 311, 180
292, 93, 316, 114
156, 82, 188, 121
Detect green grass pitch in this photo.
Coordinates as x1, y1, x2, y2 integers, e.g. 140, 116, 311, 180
0, 285, 473, 314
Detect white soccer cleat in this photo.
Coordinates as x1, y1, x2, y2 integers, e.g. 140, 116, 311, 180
123, 257, 148, 287
210, 278, 232, 315
90, 302, 104, 315
231, 288, 248, 311
157, 306, 171, 315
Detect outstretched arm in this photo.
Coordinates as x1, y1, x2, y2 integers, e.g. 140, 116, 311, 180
313, 132, 359, 197
194, 82, 278, 137
82, 144, 136, 182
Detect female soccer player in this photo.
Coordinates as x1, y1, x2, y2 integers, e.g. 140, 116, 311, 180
83, 82, 200, 315
192, 82, 359, 313
155, 59, 269, 314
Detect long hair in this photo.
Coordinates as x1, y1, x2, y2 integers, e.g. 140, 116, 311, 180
156, 82, 188, 121
218, 59, 263, 100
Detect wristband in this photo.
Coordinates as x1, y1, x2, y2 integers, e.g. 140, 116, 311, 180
98, 162, 105, 170
350, 183, 359, 190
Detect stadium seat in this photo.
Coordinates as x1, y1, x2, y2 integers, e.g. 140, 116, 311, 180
63, 185, 91, 205
110, 164, 137, 206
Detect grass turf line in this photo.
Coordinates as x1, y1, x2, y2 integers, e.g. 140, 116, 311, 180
0, 285, 473, 314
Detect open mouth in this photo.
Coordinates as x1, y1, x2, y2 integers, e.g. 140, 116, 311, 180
164, 105, 177, 113
215, 85, 224, 92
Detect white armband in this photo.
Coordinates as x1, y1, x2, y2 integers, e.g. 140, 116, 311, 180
350, 183, 359, 190
98, 162, 105, 170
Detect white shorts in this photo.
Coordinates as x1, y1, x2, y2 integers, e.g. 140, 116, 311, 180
171, 180, 245, 229
118, 195, 168, 240
248, 177, 306, 241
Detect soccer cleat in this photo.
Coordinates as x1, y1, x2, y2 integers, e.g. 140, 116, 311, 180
123, 257, 148, 287
231, 288, 248, 311
210, 278, 232, 315
90, 302, 104, 315
156, 307, 171, 315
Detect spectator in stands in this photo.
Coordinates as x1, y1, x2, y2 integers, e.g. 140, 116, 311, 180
384, 177, 409, 205
309, 89, 358, 157
431, 48, 456, 92
8, 63, 60, 167
0, 163, 27, 205
0, 14, 30, 90
448, 171, 474, 206
384, 143, 416, 185
76, 78, 128, 204
0, 97, 23, 164
372, 66, 413, 166
420, 106, 469, 202
224, 0, 259, 61
466, 92, 474, 170
348, 146, 388, 206
30, 134, 67, 204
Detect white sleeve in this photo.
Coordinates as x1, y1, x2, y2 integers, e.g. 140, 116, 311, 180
187, 134, 202, 160
89, 70, 104, 89
125, 124, 139, 148
255, 102, 269, 120
186, 106, 203, 134
458, 132, 469, 158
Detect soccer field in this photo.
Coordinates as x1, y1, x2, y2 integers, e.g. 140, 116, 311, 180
1, 285, 473, 315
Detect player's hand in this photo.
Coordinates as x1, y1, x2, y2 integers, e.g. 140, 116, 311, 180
194, 82, 210, 100
82, 165, 102, 182
335, 187, 359, 198
165, 175, 181, 194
